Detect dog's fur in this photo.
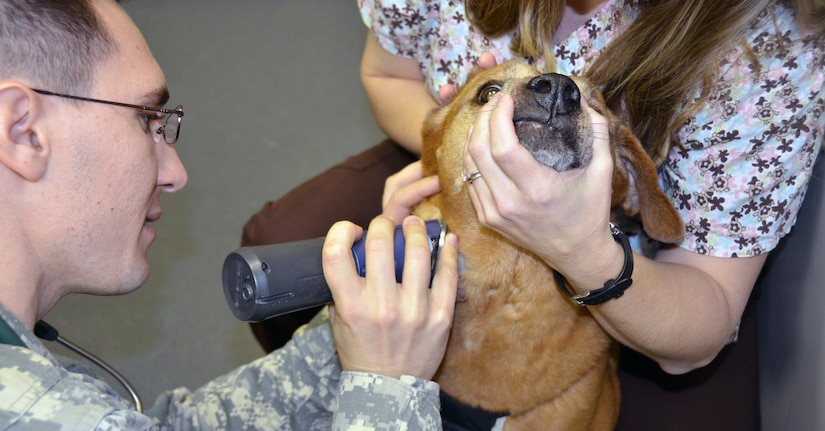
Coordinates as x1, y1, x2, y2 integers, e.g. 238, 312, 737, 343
413, 61, 685, 430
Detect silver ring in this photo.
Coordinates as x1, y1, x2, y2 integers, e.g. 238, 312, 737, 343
460, 170, 482, 184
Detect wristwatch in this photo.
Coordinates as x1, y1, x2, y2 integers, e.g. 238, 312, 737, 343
553, 223, 634, 306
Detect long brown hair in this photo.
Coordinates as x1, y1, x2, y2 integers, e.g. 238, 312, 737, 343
466, 0, 566, 63
466, 0, 825, 165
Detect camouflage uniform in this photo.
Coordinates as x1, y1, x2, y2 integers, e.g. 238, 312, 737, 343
0, 305, 441, 430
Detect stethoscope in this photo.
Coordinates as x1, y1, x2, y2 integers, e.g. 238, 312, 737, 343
34, 320, 144, 412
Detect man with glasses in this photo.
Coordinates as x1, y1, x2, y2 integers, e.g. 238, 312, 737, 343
0, 0, 458, 429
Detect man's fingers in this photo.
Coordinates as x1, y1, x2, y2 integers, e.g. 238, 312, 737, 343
323, 221, 364, 306
430, 230, 458, 319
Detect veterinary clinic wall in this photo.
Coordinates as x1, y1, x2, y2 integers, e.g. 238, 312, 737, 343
44, 0, 384, 403
758, 155, 825, 431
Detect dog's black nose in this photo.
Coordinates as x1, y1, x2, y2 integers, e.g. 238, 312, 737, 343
526, 73, 581, 115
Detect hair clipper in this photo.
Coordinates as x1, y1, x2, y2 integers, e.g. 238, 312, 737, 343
222, 219, 447, 322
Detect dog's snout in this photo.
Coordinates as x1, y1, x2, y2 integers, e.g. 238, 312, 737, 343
526, 73, 581, 115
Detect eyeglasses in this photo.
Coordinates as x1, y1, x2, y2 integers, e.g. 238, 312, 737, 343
31, 88, 184, 145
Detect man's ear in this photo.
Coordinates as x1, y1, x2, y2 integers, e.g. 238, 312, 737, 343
0, 83, 49, 182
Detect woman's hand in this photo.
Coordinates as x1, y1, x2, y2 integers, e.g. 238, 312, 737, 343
381, 161, 440, 221
323, 215, 459, 380
378, 52, 500, 221
459, 93, 770, 372
462, 93, 617, 268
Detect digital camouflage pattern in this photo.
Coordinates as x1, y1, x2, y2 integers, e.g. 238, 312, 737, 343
0, 305, 441, 430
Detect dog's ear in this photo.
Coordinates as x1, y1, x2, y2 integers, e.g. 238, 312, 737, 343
613, 125, 685, 243
420, 107, 449, 177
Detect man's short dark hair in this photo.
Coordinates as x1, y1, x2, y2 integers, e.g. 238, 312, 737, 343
0, 0, 117, 95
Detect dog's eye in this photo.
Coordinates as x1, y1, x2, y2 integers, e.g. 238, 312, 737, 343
476, 84, 502, 104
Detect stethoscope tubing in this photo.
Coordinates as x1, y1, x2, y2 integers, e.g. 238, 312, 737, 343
35, 320, 143, 412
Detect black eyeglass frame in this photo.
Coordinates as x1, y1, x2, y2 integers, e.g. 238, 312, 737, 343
31, 88, 184, 145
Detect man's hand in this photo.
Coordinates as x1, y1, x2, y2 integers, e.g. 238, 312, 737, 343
323, 215, 459, 380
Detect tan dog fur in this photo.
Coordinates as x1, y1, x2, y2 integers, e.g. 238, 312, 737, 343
414, 61, 685, 430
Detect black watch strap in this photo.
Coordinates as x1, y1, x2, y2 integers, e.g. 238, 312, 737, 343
553, 223, 634, 306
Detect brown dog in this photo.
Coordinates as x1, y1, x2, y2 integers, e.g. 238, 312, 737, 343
413, 61, 684, 430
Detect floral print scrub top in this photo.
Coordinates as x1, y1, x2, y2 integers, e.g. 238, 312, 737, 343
359, 0, 825, 258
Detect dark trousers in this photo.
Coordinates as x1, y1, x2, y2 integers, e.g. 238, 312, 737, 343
241, 140, 759, 430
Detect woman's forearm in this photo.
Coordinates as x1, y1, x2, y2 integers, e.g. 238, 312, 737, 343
557, 241, 766, 374
360, 35, 439, 155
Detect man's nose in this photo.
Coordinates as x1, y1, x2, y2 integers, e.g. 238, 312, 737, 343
158, 145, 188, 192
